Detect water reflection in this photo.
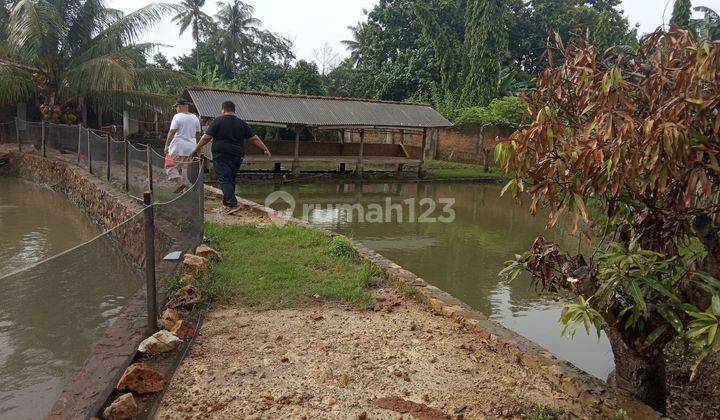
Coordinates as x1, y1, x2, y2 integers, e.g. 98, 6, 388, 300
0, 178, 142, 419
239, 182, 615, 380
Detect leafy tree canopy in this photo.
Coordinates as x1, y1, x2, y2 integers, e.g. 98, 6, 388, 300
497, 28, 720, 412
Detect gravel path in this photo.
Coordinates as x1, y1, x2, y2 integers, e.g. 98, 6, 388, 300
155, 289, 598, 419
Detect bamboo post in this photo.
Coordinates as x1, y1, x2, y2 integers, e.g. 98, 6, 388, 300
15, 117, 20, 152
77, 124, 82, 164
146, 146, 153, 194
419, 128, 428, 178
197, 157, 205, 239
41, 120, 46, 157
124, 140, 130, 192
143, 192, 158, 334
105, 134, 111, 181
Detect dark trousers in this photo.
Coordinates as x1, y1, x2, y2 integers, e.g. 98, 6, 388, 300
213, 153, 243, 207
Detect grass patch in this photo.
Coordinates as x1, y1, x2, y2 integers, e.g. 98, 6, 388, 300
202, 222, 381, 309
425, 159, 506, 180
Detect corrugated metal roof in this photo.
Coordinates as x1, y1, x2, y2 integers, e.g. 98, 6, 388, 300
185, 87, 452, 129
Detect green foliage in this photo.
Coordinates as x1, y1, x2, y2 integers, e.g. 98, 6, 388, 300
286, 60, 325, 96
686, 295, 720, 352
560, 296, 605, 339
0, 0, 188, 118
203, 223, 378, 309
233, 59, 289, 92
455, 96, 527, 126
671, 0, 693, 29
328, 236, 358, 259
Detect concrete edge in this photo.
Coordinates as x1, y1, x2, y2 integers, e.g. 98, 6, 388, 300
203, 184, 660, 419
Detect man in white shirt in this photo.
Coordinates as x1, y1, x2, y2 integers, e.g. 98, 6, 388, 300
164, 98, 201, 192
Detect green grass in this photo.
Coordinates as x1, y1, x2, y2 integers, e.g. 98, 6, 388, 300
424, 159, 506, 180
199, 222, 383, 309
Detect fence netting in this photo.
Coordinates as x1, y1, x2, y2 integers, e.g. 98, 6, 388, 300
0, 210, 145, 415
155, 159, 205, 251
0, 120, 16, 145
6, 118, 206, 249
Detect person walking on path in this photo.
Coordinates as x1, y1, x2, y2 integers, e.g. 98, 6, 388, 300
165, 98, 201, 193
192, 100, 272, 210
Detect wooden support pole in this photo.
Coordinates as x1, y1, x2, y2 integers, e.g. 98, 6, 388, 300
146, 146, 154, 194
124, 140, 130, 192
291, 128, 301, 177
419, 128, 428, 178
197, 157, 205, 237
143, 192, 158, 334
15, 117, 20, 152
41, 120, 46, 157
356, 129, 365, 178
105, 134, 111, 181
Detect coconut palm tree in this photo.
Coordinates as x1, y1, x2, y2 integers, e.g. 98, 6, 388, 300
691, 6, 720, 41
341, 22, 368, 67
215, 0, 260, 75
172, 0, 215, 69
0, 0, 187, 122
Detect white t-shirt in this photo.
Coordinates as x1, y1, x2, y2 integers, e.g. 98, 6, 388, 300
169, 113, 201, 156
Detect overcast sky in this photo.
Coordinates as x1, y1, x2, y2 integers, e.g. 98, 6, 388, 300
121, 0, 720, 66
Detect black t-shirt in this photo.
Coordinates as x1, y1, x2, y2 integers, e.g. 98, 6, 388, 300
206, 115, 254, 156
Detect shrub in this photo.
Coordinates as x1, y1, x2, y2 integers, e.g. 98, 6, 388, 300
454, 96, 527, 126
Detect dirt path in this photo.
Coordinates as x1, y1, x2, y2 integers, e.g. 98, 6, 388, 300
155, 288, 601, 419
155, 198, 608, 419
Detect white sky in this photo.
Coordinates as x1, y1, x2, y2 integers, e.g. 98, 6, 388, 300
120, 0, 720, 66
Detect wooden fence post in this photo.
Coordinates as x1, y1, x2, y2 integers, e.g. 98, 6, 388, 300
143, 192, 158, 334
77, 124, 82, 164
146, 146, 153, 194
88, 130, 93, 173
15, 117, 20, 152
105, 134, 111, 181
41, 120, 46, 157
124, 140, 130, 192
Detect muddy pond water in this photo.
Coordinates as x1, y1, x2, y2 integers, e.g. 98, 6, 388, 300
0, 177, 141, 419
238, 182, 615, 380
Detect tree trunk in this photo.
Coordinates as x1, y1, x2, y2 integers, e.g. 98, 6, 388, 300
605, 326, 667, 413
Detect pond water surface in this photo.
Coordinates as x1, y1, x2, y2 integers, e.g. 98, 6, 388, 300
238, 182, 615, 380
0, 177, 141, 419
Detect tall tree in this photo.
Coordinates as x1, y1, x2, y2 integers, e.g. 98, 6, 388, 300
461, 0, 510, 107
0, 0, 185, 121
215, 0, 260, 76
671, 0, 692, 29
172, 0, 215, 69
341, 22, 369, 67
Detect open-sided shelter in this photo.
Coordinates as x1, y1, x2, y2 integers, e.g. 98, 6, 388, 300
184, 87, 452, 176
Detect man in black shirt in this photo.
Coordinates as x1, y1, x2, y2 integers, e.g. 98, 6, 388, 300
192, 101, 272, 209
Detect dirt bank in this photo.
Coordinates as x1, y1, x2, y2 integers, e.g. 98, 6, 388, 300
156, 289, 609, 419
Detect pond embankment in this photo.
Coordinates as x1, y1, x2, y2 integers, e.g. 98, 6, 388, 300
154, 187, 658, 419
0, 146, 187, 419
